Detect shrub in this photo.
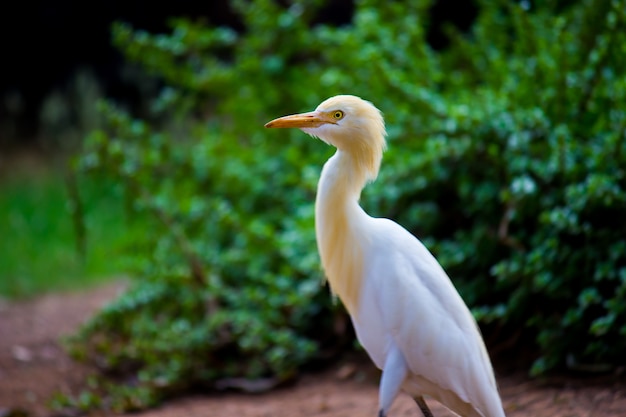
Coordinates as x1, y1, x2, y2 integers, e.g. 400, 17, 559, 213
65, 0, 626, 411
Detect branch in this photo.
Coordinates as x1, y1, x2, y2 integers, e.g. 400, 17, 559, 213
497, 202, 526, 252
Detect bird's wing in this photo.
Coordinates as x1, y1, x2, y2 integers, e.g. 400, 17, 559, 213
364, 218, 501, 414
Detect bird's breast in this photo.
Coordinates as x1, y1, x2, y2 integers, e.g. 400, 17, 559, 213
315, 205, 366, 317
349, 272, 390, 370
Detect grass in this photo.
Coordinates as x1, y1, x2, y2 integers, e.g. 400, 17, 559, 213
0, 157, 143, 299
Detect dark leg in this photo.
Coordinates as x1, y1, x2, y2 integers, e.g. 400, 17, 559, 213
378, 410, 385, 417
414, 396, 434, 417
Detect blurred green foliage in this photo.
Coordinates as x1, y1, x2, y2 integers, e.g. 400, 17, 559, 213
0, 165, 140, 298
65, 0, 626, 411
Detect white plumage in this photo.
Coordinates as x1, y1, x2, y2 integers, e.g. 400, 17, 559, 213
266, 95, 505, 417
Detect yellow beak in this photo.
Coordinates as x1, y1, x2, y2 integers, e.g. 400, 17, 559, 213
264, 111, 334, 129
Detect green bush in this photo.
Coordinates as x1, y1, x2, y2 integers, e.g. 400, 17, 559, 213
65, 0, 626, 411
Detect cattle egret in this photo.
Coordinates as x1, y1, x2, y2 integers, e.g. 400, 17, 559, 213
265, 95, 505, 417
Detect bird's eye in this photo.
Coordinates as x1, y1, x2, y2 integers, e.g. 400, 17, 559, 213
332, 110, 344, 120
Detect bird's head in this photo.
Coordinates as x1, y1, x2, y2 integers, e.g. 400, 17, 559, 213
265, 95, 387, 181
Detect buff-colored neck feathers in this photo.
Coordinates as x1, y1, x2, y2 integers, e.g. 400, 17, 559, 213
313, 96, 387, 315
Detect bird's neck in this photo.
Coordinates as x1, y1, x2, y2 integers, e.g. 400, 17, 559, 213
315, 150, 371, 316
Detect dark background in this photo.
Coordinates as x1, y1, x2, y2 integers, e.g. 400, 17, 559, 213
0, 0, 476, 146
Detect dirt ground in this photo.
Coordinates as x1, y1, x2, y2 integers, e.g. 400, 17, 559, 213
1, 283, 626, 417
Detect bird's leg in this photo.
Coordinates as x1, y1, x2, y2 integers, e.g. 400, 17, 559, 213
414, 396, 434, 417
378, 343, 408, 417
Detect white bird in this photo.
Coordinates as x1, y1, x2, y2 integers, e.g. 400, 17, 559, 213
265, 95, 505, 417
